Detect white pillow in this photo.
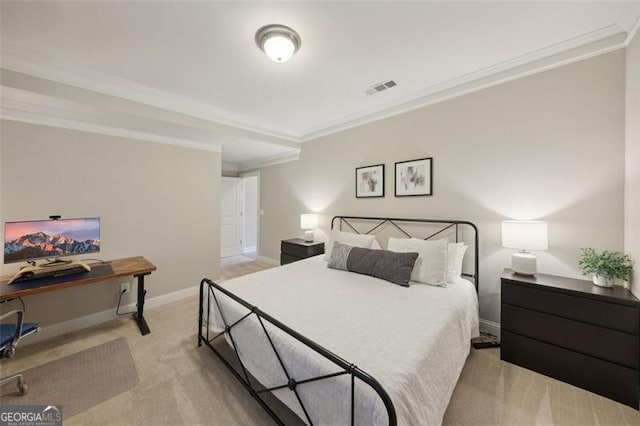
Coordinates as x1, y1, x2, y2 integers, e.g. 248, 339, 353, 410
324, 230, 378, 260
387, 238, 448, 286
447, 243, 468, 283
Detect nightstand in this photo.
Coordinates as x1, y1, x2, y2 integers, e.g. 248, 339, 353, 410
280, 239, 325, 265
500, 269, 640, 408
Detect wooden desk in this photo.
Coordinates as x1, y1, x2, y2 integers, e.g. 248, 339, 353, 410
1, 256, 156, 335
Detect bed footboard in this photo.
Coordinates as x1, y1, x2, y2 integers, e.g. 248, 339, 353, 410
198, 278, 397, 426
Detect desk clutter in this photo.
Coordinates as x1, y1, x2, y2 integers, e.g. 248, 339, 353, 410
7, 260, 93, 284
1, 263, 114, 289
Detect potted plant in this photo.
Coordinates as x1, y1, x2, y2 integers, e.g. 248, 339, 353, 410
578, 248, 633, 288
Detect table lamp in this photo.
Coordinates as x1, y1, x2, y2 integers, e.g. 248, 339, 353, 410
300, 214, 318, 242
502, 220, 548, 275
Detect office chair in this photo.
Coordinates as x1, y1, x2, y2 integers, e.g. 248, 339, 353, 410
0, 309, 40, 395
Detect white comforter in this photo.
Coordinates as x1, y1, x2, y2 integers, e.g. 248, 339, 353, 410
208, 255, 478, 426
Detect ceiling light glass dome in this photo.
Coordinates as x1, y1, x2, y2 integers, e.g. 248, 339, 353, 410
255, 24, 301, 63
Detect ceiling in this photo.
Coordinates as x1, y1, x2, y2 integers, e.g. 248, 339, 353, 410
1, 1, 639, 170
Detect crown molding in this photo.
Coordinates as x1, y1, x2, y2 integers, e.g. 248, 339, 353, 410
238, 149, 300, 172
1, 90, 222, 152
1, 14, 637, 148
623, 1, 640, 43
0, 42, 300, 143
299, 24, 628, 141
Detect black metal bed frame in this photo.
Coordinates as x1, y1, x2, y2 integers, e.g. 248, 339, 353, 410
198, 216, 479, 425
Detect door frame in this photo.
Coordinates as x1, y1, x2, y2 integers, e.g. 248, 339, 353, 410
221, 176, 244, 258
239, 170, 260, 256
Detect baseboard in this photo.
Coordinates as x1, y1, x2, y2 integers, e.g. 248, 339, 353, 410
256, 256, 279, 266
143, 284, 200, 310
25, 284, 201, 344
479, 318, 501, 339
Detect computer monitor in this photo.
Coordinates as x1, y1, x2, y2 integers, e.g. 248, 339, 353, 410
4, 217, 100, 264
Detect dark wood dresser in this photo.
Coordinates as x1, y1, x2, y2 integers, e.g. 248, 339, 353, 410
280, 239, 325, 265
501, 268, 639, 408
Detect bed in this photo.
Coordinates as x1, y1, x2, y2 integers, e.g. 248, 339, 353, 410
198, 217, 479, 425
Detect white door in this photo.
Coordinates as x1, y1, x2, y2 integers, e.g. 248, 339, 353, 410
241, 175, 259, 255
221, 177, 243, 258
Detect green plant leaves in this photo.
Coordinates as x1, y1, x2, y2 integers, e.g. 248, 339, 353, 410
578, 248, 633, 280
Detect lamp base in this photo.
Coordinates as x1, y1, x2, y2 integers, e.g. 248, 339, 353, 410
304, 230, 314, 242
512, 251, 537, 276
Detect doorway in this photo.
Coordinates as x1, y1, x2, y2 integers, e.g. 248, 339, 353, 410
220, 173, 260, 259
241, 174, 259, 258
221, 177, 243, 258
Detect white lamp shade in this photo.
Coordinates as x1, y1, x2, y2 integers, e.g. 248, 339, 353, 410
502, 220, 548, 251
263, 35, 296, 62
300, 214, 318, 230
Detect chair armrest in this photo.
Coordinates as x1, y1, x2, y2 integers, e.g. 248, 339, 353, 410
0, 309, 25, 350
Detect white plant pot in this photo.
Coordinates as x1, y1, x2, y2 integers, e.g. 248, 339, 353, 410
592, 274, 614, 288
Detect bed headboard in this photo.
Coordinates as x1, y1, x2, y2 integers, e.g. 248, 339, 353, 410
331, 216, 479, 292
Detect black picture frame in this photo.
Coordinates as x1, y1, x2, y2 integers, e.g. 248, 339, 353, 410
355, 164, 385, 198
394, 157, 433, 197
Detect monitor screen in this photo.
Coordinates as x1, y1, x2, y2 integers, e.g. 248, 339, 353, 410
4, 218, 100, 264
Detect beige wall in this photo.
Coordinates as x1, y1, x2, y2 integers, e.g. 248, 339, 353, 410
0, 121, 221, 328
259, 51, 626, 324
626, 30, 640, 298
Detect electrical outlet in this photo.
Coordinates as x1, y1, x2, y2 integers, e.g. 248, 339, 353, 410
120, 282, 130, 294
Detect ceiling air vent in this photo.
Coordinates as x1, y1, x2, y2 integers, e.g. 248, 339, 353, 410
365, 80, 398, 95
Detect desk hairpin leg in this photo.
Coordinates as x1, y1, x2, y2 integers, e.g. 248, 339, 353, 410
133, 273, 151, 335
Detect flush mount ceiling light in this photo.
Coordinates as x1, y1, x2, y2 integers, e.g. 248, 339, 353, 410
255, 24, 301, 63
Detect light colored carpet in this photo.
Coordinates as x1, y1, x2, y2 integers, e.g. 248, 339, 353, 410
220, 255, 273, 281
0, 337, 138, 418
444, 347, 639, 425
1, 259, 638, 425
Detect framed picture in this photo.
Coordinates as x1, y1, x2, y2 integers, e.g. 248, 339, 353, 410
355, 164, 384, 198
395, 157, 433, 197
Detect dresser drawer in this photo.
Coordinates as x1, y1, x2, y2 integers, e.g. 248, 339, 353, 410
280, 253, 299, 265
502, 280, 639, 335
501, 330, 639, 408
502, 304, 638, 368
281, 240, 324, 258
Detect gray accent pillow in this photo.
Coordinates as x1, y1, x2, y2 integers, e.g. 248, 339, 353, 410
327, 241, 353, 270
327, 241, 418, 287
